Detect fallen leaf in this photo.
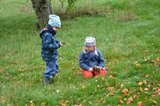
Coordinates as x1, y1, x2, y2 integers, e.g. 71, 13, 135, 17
135, 63, 141, 68
96, 98, 102, 103
139, 87, 143, 92
151, 99, 157, 104
153, 88, 160, 97
142, 80, 147, 85
114, 82, 118, 86
145, 74, 149, 78
147, 84, 151, 88
144, 88, 149, 91
109, 75, 114, 78
26, 100, 34, 106
97, 84, 100, 88
107, 92, 114, 96
155, 57, 160, 61
151, 57, 160, 67
126, 97, 133, 104
138, 82, 143, 86
122, 88, 129, 96
117, 96, 122, 100
108, 87, 115, 92
133, 61, 141, 68
119, 100, 124, 104
133, 92, 140, 99
120, 83, 124, 88
137, 101, 143, 106
75, 104, 82, 106
117, 96, 124, 104
59, 100, 69, 106
88, 101, 92, 104
143, 50, 149, 54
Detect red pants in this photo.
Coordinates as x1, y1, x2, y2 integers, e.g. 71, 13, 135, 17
82, 69, 107, 78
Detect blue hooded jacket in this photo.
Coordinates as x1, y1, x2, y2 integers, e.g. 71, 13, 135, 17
79, 49, 106, 70
40, 24, 61, 61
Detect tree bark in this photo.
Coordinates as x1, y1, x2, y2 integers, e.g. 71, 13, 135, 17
31, 0, 53, 29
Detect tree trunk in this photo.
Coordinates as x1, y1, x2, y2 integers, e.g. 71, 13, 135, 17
31, 0, 53, 29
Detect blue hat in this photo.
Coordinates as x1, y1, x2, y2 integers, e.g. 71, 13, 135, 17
48, 14, 61, 28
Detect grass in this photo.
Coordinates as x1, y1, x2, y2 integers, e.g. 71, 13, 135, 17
0, 0, 160, 105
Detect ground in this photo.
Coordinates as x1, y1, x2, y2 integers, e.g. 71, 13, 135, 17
0, 0, 160, 105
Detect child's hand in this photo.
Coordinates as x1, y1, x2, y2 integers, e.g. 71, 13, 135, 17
101, 67, 106, 70
60, 42, 65, 46
93, 66, 101, 72
88, 68, 93, 72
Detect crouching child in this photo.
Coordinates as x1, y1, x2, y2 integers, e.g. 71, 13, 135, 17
79, 36, 107, 78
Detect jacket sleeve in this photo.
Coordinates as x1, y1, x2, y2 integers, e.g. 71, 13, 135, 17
79, 52, 90, 70
98, 50, 106, 68
42, 33, 60, 49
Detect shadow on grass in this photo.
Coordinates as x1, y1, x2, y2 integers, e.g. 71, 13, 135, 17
57, 7, 114, 19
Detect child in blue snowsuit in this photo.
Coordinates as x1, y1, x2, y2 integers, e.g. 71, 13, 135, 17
40, 14, 63, 85
79, 36, 107, 78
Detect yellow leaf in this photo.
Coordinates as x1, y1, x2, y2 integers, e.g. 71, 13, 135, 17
107, 92, 114, 96
109, 75, 114, 78
97, 84, 100, 88
101, 77, 105, 81
142, 80, 147, 85
59, 100, 68, 106
119, 100, 124, 104
135, 63, 141, 68
138, 82, 143, 86
144, 88, 149, 91
137, 101, 143, 106
139, 87, 143, 92
120, 83, 124, 88
151, 99, 157, 104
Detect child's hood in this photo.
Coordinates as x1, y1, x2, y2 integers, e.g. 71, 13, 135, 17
39, 28, 48, 39
39, 24, 56, 39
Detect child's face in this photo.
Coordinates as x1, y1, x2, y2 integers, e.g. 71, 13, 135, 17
52, 27, 60, 32
85, 46, 95, 52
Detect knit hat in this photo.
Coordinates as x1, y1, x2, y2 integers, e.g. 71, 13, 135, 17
84, 36, 96, 46
48, 14, 61, 28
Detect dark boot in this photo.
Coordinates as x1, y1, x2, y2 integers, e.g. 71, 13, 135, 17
44, 77, 52, 85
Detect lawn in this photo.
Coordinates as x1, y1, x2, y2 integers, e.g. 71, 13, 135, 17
0, 0, 160, 105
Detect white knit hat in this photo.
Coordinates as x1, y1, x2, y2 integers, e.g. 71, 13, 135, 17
84, 36, 96, 46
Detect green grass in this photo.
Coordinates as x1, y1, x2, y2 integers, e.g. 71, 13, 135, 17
0, 0, 160, 105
